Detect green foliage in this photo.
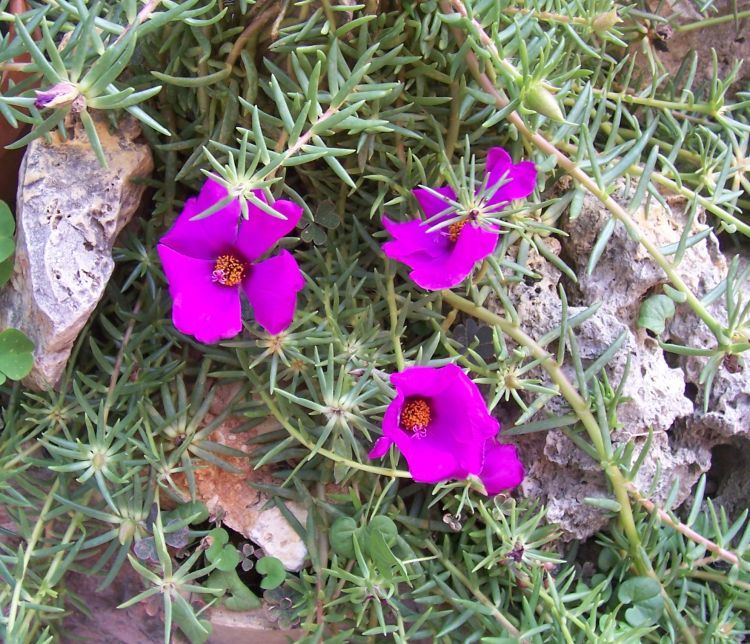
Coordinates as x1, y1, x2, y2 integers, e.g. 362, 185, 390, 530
205, 528, 241, 572
0, 329, 33, 385
256, 556, 286, 590
0, 201, 33, 384
1, 0, 749, 643
637, 294, 676, 335
617, 577, 664, 627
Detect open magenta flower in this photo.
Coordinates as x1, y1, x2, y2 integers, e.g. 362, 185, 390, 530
382, 148, 536, 290
157, 178, 304, 343
368, 364, 523, 494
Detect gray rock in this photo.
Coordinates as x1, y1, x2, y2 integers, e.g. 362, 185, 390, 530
0, 115, 153, 390
664, 238, 750, 441
499, 185, 729, 540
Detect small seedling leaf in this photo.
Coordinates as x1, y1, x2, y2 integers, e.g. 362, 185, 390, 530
637, 294, 675, 335
0, 329, 35, 381
256, 556, 286, 590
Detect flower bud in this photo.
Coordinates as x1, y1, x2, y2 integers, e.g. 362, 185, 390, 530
34, 81, 80, 109
592, 10, 621, 35
523, 82, 564, 122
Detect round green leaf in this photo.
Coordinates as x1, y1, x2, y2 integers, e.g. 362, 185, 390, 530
0, 258, 13, 287
314, 201, 340, 229
367, 515, 398, 547
205, 529, 241, 572
637, 294, 675, 335
0, 201, 14, 237
173, 501, 210, 525
0, 329, 35, 381
0, 238, 14, 263
329, 517, 358, 559
256, 556, 286, 590
617, 576, 664, 627
213, 545, 241, 572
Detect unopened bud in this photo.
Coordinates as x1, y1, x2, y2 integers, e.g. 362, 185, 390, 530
523, 82, 564, 122
592, 10, 622, 35
34, 81, 80, 109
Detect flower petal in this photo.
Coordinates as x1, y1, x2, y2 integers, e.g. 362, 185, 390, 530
243, 250, 304, 335
236, 191, 302, 261
368, 436, 393, 459
158, 244, 242, 343
479, 441, 524, 494
413, 186, 458, 217
382, 365, 499, 483
382, 216, 451, 262
160, 178, 242, 260
484, 147, 537, 207
394, 434, 465, 484
382, 394, 467, 483
390, 364, 455, 399
407, 222, 498, 290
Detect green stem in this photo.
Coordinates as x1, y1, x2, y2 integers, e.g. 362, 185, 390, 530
386, 265, 406, 372
441, 0, 729, 345
441, 290, 606, 458
593, 86, 722, 116
423, 540, 521, 637
628, 482, 745, 570
676, 9, 750, 32
7, 478, 60, 634
441, 290, 696, 643
554, 138, 750, 239
255, 385, 411, 478
19, 502, 86, 636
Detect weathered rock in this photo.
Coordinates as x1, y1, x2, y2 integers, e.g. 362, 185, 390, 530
642, 0, 750, 96
208, 607, 302, 643
664, 238, 750, 440
0, 115, 153, 389
180, 398, 309, 572
497, 185, 733, 539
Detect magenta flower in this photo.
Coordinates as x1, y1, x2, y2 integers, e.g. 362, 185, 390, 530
382, 148, 537, 290
157, 178, 304, 344
368, 364, 523, 494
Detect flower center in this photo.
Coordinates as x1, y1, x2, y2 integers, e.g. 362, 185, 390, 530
399, 397, 431, 433
212, 254, 246, 286
448, 219, 468, 242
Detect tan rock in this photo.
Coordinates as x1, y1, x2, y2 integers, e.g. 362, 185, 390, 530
0, 114, 153, 389
180, 407, 309, 572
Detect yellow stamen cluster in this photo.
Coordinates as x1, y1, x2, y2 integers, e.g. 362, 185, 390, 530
448, 219, 468, 242
400, 398, 431, 433
212, 254, 246, 287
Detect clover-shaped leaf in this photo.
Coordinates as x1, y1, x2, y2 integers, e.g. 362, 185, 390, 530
617, 576, 664, 627
256, 556, 286, 590
133, 537, 159, 562
300, 222, 327, 245
314, 201, 340, 230
164, 521, 190, 549
453, 318, 494, 360
0, 329, 35, 385
205, 528, 240, 572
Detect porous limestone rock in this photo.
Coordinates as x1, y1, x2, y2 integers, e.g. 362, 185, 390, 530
0, 115, 153, 389
495, 184, 740, 540
664, 239, 750, 440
